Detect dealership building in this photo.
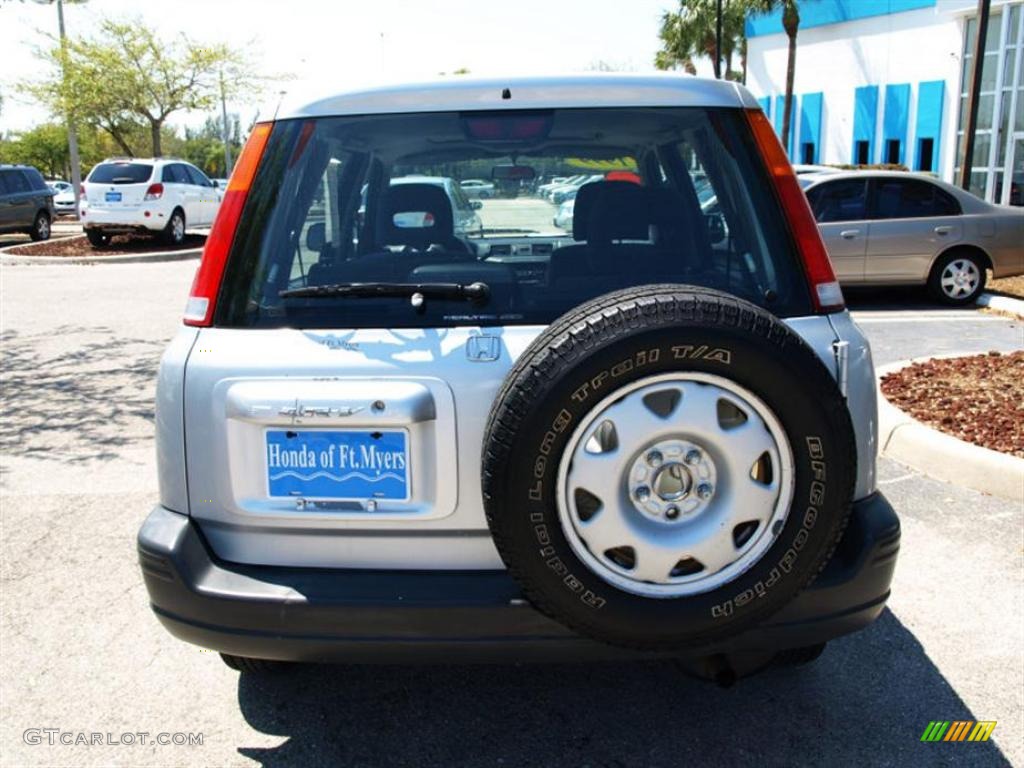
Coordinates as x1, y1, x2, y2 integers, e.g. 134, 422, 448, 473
745, 0, 1024, 205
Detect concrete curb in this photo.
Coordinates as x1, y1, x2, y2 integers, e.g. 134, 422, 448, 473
0, 238, 202, 265
877, 356, 1024, 503
977, 291, 1024, 317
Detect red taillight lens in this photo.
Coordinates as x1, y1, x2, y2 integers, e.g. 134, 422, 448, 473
745, 109, 844, 313
183, 122, 272, 326
80, 183, 87, 201
144, 183, 164, 201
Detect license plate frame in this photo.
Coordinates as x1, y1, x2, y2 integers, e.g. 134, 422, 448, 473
104, 191, 122, 203
264, 428, 410, 503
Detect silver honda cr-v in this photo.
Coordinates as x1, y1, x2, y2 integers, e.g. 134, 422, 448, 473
139, 75, 899, 681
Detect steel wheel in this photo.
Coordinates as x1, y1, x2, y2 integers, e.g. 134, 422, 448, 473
556, 372, 794, 598
939, 258, 981, 300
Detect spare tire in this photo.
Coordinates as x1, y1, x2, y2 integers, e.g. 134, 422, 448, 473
481, 286, 856, 651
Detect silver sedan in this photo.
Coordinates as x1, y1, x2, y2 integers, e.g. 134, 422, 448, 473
801, 171, 1023, 304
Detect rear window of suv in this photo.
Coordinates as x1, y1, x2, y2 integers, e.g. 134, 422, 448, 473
88, 162, 154, 184
218, 108, 813, 328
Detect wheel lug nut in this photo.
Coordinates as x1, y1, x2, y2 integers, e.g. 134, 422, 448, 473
684, 449, 702, 465
646, 450, 663, 467
635, 486, 651, 502
665, 505, 680, 520
696, 483, 713, 500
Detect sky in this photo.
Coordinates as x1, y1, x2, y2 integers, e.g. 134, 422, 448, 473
0, 0, 678, 134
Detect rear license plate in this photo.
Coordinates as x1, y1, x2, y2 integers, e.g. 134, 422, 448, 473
265, 429, 409, 501
105, 191, 122, 202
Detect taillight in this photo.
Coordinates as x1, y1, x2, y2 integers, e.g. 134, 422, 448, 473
745, 109, 844, 313
80, 184, 87, 201
144, 183, 164, 200
183, 122, 272, 326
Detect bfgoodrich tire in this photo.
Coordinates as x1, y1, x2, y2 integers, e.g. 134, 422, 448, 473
482, 286, 856, 651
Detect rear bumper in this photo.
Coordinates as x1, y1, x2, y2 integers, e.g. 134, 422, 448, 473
82, 205, 165, 233
138, 493, 899, 662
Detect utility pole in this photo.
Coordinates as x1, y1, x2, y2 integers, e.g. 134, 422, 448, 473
219, 68, 232, 176
714, 0, 723, 79
56, 0, 83, 219
959, 0, 991, 192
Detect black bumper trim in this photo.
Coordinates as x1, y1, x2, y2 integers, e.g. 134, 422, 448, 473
139, 494, 898, 661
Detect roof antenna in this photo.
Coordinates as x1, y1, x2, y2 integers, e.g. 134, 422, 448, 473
501, 88, 511, 100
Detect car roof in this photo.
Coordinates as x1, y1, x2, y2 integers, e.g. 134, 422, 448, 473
278, 74, 757, 120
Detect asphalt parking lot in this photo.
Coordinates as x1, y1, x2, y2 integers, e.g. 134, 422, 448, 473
0, 260, 1021, 767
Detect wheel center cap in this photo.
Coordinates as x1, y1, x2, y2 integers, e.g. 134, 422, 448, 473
628, 438, 717, 522
652, 462, 692, 501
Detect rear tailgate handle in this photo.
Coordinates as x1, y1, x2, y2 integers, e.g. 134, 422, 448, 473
839, 229, 860, 239
934, 225, 952, 235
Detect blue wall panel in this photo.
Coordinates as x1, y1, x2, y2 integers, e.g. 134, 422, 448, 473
853, 85, 879, 164
774, 95, 797, 156
914, 80, 945, 171
799, 92, 823, 163
883, 83, 911, 164
747, 0, 936, 37
757, 96, 771, 117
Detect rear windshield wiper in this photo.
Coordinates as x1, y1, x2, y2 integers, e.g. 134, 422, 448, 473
279, 281, 490, 308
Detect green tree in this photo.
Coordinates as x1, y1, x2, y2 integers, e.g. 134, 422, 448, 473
655, 0, 747, 81
749, 0, 800, 150
182, 114, 242, 177
21, 17, 272, 157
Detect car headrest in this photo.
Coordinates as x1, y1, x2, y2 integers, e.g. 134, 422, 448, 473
306, 221, 326, 252
585, 182, 652, 245
570, 181, 605, 241
377, 183, 455, 249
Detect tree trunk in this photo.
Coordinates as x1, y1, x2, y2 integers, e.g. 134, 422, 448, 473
99, 124, 136, 157
781, 4, 799, 154
741, 37, 748, 84
150, 120, 162, 157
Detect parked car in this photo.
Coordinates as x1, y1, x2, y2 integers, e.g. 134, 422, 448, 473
541, 174, 586, 200
552, 174, 603, 205
801, 170, 1024, 304
52, 187, 77, 216
792, 164, 839, 176
459, 178, 495, 198
80, 158, 222, 247
536, 175, 572, 197
553, 195, 575, 229
139, 75, 898, 681
212, 178, 229, 190
0, 164, 55, 241
46, 179, 72, 193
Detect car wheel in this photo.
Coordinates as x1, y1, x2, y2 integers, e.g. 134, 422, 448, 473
29, 212, 51, 242
928, 250, 987, 305
482, 285, 856, 651
85, 230, 111, 248
219, 653, 288, 673
163, 209, 186, 246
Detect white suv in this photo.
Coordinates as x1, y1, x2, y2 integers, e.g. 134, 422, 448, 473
81, 158, 221, 247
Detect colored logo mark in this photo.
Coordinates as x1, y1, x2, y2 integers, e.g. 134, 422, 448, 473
921, 721, 997, 742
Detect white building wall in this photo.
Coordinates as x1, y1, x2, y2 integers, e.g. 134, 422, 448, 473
746, 4, 964, 180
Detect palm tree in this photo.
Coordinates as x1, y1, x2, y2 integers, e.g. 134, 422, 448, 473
655, 0, 748, 82
749, 0, 801, 151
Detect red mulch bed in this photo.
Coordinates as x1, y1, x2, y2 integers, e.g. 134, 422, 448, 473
988, 274, 1024, 300
881, 351, 1024, 457
4, 234, 204, 257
